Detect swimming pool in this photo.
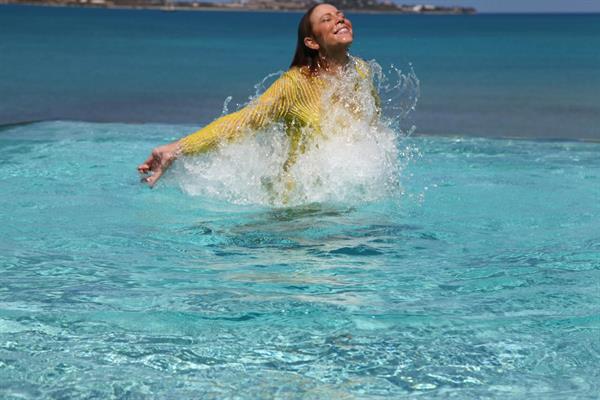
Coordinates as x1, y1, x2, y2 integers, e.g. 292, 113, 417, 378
1, 121, 598, 398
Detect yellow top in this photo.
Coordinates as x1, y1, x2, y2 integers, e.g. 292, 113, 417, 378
179, 58, 377, 171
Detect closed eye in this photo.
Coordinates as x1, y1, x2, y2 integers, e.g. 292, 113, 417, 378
320, 11, 345, 23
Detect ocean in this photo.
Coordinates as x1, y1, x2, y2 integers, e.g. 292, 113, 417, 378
1, 5, 599, 139
0, 4, 599, 399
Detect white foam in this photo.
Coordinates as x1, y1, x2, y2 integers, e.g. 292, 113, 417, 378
172, 59, 419, 207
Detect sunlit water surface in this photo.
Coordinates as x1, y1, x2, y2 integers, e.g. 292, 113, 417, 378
1, 121, 599, 399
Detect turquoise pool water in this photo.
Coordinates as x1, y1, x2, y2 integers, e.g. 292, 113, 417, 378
1, 121, 598, 398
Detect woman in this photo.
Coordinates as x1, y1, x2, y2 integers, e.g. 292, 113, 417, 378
138, 3, 379, 188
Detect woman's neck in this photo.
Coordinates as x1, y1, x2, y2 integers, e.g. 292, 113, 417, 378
318, 49, 350, 74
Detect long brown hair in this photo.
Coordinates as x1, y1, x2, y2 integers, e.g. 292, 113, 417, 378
290, 3, 324, 75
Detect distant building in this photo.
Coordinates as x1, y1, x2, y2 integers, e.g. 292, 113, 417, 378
3, 0, 475, 14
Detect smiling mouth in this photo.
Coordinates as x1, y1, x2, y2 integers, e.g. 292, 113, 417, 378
334, 26, 351, 35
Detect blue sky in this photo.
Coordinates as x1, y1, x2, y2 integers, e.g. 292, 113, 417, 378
391, 0, 600, 13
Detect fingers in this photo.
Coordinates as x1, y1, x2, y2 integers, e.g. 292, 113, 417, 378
137, 163, 150, 174
139, 152, 167, 187
137, 154, 155, 174
138, 144, 178, 187
145, 167, 164, 187
147, 152, 177, 187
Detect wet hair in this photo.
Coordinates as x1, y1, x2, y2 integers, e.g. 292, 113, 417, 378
290, 3, 326, 75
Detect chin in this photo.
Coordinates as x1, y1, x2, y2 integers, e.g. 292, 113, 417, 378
335, 35, 353, 44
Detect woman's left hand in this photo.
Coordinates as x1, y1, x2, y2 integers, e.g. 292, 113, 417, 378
137, 141, 181, 187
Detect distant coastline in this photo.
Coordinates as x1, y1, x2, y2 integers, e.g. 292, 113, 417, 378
0, 0, 477, 14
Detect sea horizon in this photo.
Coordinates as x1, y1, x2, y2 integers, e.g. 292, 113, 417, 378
2, 5, 599, 140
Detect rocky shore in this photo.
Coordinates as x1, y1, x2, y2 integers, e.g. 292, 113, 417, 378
1, 0, 477, 14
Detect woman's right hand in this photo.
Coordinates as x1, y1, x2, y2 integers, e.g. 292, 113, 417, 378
137, 141, 181, 187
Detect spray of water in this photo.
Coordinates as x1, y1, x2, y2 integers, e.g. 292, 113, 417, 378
173, 59, 420, 207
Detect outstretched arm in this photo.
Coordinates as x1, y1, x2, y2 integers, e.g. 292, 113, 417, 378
138, 71, 294, 187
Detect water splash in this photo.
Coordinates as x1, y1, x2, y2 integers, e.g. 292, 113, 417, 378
221, 95, 233, 116
173, 59, 420, 207
371, 61, 420, 133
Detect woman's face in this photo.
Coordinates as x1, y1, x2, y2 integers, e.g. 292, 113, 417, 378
308, 4, 353, 53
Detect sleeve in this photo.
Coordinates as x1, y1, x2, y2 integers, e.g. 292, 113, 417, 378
179, 71, 295, 155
